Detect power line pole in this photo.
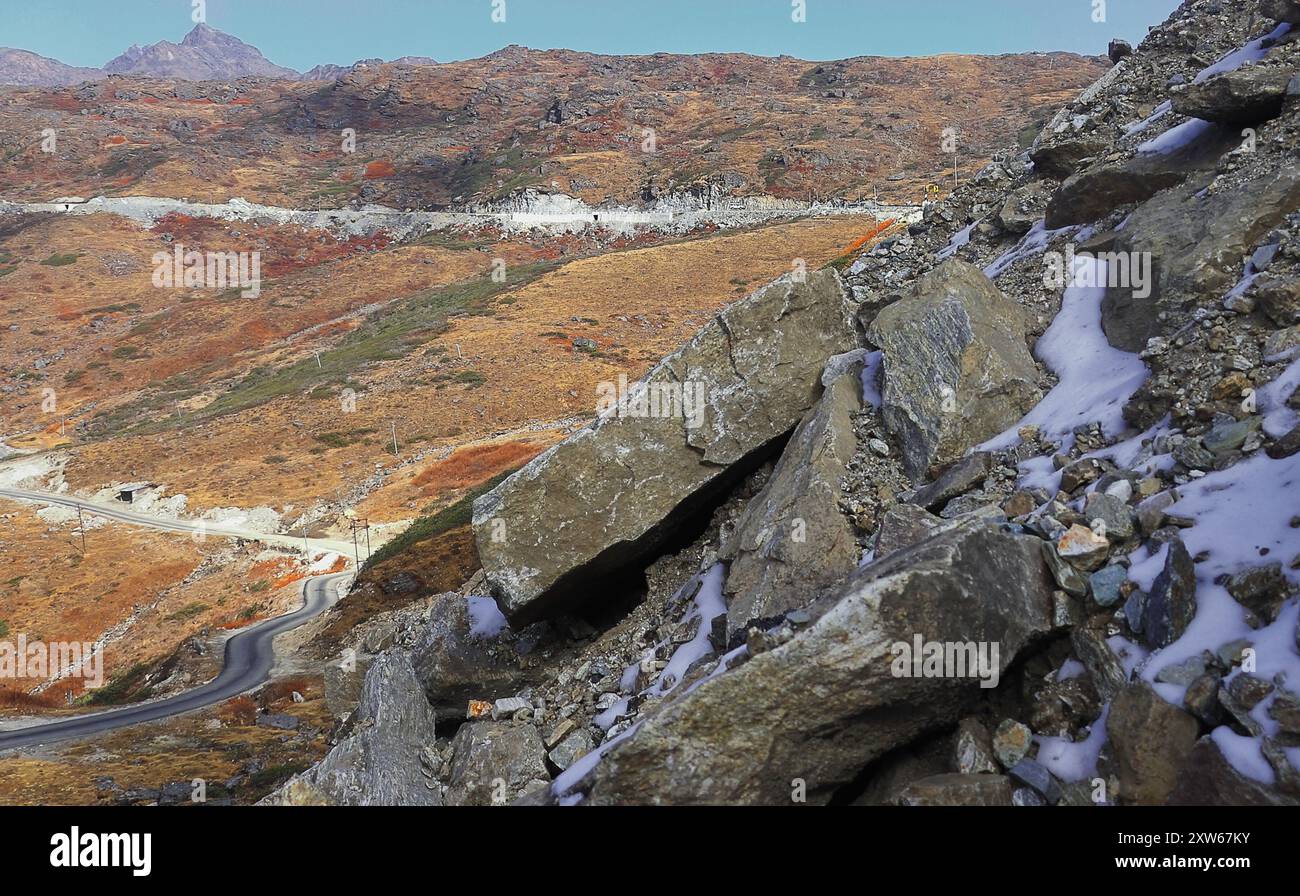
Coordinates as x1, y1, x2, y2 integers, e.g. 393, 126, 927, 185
76, 506, 87, 554
391, 421, 399, 457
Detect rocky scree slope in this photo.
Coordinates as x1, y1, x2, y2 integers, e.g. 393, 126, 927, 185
272, 0, 1300, 807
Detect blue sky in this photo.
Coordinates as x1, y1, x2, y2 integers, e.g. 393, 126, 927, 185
4, 0, 1184, 69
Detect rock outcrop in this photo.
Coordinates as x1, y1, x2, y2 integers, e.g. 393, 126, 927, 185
473, 269, 857, 623
719, 369, 863, 644
264, 651, 441, 806
582, 521, 1056, 804
867, 261, 1040, 480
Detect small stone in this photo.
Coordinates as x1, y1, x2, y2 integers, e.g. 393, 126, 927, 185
1008, 758, 1062, 804
1224, 563, 1297, 627
1183, 673, 1224, 727
1268, 689, 1300, 745
993, 719, 1033, 768
1104, 479, 1134, 503
1142, 539, 1197, 648
1155, 651, 1219, 686
1002, 490, 1039, 517
1057, 524, 1112, 572
547, 730, 594, 771
1042, 542, 1089, 596
1089, 564, 1129, 607
492, 696, 531, 720
1216, 639, 1254, 668
1084, 493, 1135, 542
1123, 589, 1147, 634
467, 699, 493, 720
1226, 674, 1274, 711
544, 718, 577, 750
954, 717, 1000, 775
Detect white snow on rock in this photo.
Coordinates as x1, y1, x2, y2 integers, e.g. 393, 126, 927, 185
860, 350, 883, 409
1136, 117, 1215, 156
984, 257, 1148, 451
1193, 23, 1292, 83
983, 220, 1077, 279
466, 594, 510, 640
936, 220, 977, 261
554, 564, 733, 801
1035, 705, 1110, 783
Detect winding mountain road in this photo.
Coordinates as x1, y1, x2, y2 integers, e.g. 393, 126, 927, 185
0, 486, 355, 751
0, 573, 350, 752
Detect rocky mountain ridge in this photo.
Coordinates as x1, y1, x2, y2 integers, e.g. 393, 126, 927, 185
269, 0, 1300, 807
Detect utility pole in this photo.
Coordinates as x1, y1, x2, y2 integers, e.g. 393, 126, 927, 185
391, 422, 399, 457
76, 506, 87, 554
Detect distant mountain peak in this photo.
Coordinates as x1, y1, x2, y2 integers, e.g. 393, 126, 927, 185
103, 24, 298, 80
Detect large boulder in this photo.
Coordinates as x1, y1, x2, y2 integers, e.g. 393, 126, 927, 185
1043, 120, 1239, 230
1103, 167, 1300, 351
1031, 134, 1111, 180
582, 520, 1057, 805
1261, 0, 1300, 24
1171, 66, 1295, 125
473, 269, 858, 624
1103, 681, 1200, 805
444, 721, 550, 806
867, 261, 1041, 480
263, 651, 441, 806
719, 370, 863, 644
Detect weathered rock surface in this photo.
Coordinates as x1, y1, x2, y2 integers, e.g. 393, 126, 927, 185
582, 521, 1056, 804
1171, 66, 1295, 124
1169, 738, 1300, 806
720, 370, 863, 643
1103, 168, 1300, 351
1104, 681, 1200, 805
908, 451, 994, 511
1261, 0, 1300, 24
1030, 134, 1110, 180
264, 651, 441, 806
473, 269, 857, 623
1142, 539, 1197, 648
445, 721, 549, 806
867, 261, 1041, 480
409, 592, 564, 718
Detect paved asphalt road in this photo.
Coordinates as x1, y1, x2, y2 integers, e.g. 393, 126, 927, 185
0, 573, 349, 752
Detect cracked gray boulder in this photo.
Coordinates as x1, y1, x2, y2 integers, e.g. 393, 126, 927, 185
1043, 122, 1239, 229
262, 650, 441, 806
582, 520, 1057, 805
719, 369, 863, 645
867, 260, 1040, 480
473, 269, 857, 623
1171, 65, 1296, 125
